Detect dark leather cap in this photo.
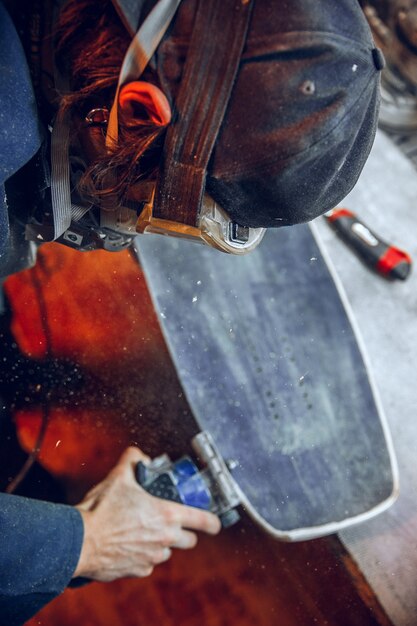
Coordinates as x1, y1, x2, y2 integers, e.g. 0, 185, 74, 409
155, 0, 383, 227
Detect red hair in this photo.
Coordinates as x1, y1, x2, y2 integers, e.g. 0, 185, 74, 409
55, 0, 165, 203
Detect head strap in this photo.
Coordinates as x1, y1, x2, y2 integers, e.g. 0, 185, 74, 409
153, 0, 254, 226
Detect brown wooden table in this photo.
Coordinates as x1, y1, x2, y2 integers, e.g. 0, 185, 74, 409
1, 243, 394, 626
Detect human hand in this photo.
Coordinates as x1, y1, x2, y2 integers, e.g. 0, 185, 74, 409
73, 447, 221, 581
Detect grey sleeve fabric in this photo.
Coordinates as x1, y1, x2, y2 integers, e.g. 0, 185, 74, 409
0, 493, 84, 626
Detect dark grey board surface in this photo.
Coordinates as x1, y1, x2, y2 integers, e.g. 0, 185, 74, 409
136, 224, 397, 540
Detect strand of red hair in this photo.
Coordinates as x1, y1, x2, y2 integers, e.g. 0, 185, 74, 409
55, 0, 165, 203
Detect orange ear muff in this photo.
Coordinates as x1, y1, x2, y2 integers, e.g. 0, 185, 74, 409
119, 81, 172, 126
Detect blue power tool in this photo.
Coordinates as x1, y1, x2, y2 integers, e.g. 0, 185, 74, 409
136, 431, 241, 528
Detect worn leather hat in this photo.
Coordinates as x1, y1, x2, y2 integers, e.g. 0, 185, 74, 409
150, 0, 385, 228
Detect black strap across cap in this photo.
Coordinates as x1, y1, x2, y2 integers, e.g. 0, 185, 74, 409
153, 0, 254, 226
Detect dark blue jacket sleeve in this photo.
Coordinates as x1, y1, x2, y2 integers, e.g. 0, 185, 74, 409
0, 493, 84, 626
0, 5, 84, 624
0, 0, 42, 259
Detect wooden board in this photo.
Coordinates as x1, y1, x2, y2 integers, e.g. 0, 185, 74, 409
136, 223, 398, 540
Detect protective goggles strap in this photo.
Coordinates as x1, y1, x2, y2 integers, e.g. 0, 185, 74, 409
153, 0, 254, 226
26, 0, 79, 242
106, 0, 182, 149
49, 109, 73, 239
42, 112, 92, 241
